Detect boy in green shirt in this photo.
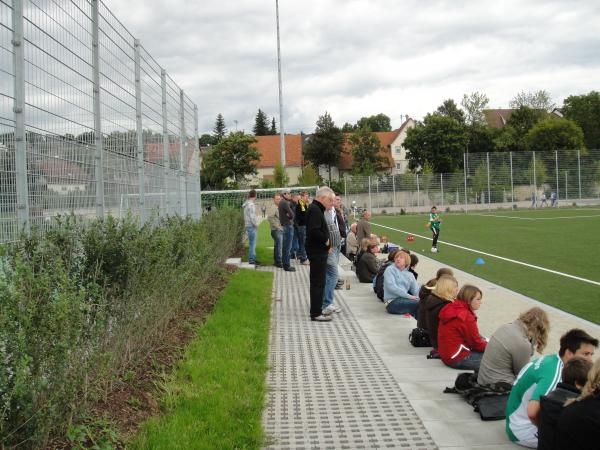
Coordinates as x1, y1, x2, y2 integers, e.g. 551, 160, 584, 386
428, 206, 441, 253
505, 328, 597, 448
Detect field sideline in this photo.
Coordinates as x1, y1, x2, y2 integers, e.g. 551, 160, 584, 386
370, 207, 600, 324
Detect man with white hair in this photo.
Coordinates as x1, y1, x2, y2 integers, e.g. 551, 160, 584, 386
305, 186, 334, 322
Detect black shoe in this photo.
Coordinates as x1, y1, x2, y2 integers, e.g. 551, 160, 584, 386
283, 266, 296, 272
274, 263, 283, 268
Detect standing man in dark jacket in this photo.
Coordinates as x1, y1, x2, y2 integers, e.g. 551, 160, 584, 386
294, 191, 309, 265
278, 189, 296, 272
306, 186, 334, 321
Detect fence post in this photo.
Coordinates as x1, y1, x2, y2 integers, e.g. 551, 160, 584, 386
555, 150, 559, 207
161, 69, 170, 216
486, 152, 491, 210
194, 105, 201, 219
179, 89, 186, 216
344, 176, 347, 206
12, 0, 29, 231
440, 174, 444, 209
463, 153, 468, 213
392, 173, 396, 209
91, 0, 105, 219
368, 176, 372, 212
134, 39, 145, 224
376, 178, 379, 209
510, 151, 514, 206
565, 172, 568, 201
416, 174, 420, 211
577, 150, 582, 200
532, 151, 537, 208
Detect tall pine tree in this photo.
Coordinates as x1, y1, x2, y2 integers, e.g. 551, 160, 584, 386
303, 112, 344, 183
253, 109, 269, 136
269, 117, 278, 135
213, 113, 227, 143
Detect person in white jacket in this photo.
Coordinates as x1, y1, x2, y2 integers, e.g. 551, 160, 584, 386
242, 189, 259, 265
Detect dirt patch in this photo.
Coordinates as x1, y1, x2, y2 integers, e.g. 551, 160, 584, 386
47, 265, 235, 449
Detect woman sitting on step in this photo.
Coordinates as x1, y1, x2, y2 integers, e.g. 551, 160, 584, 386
382, 251, 420, 318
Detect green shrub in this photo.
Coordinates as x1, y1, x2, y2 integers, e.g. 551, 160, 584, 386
0, 210, 244, 448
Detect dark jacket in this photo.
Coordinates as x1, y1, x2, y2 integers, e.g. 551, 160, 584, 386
557, 391, 600, 450
538, 383, 581, 450
295, 199, 308, 226
305, 200, 330, 255
335, 208, 347, 238
438, 301, 487, 365
419, 279, 436, 302
278, 197, 295, 226
356, 251, 379, 283
417, 293, 452, 349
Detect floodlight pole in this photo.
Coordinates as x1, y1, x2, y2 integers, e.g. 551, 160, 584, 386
275, 0, 286, 166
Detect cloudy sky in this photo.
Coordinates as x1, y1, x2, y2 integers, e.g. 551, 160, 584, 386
107, 0, 600, 135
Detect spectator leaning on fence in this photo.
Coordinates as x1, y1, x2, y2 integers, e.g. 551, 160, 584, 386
242, 189, 259, 265
505, 328, 598, 448
268, 194, 284, 268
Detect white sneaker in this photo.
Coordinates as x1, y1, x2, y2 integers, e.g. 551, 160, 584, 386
332, 305, 342, 313
311, 314, 333, 322
431, 247, 438, 253
322, 305, 336, 315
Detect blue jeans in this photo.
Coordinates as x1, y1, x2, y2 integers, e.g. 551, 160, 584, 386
246, 226, 257, 264
386, 298, 419, 318
447, 351, 484, 371
282, 224, 294, 268
322, 248, 340, 308
296, 225, 308, 262
271, 229, 283, 266
291, 226, 299, 258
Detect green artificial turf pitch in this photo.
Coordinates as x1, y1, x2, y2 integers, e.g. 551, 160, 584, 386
370, 207, 600, 324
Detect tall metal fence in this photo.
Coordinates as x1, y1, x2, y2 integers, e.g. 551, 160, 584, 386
0, 0, 200, 243
340, 149, 600, 213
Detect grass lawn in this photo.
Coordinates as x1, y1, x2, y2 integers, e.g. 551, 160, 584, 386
242, 221, 276, 265
129, 268, 273, 450
371, 207, 600, 324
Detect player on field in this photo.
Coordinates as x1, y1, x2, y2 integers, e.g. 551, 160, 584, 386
428, 206, 441, 253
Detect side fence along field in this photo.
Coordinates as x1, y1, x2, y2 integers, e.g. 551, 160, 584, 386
370, 207, 600, 324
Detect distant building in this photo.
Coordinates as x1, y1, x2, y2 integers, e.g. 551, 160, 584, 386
483, 109, 515, 128
249, 134, 303, 184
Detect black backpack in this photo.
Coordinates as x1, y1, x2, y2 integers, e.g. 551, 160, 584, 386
374, 262, 391, 301
409, 327, 431, 347
444, 372, 511, 421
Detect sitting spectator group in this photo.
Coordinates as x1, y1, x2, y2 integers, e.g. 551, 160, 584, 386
343, 224, 599, 450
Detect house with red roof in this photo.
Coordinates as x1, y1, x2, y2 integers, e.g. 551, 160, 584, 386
249, 134, 304, 184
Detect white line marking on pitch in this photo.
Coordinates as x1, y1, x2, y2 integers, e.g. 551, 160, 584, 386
468, 213, 600, 221
371, 222, 600, 287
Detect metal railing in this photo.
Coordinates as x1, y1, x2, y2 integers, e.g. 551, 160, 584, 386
339, 149, 600, 213
0, 0, 200, 243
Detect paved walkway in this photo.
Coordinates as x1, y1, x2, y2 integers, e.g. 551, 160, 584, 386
261, 251, 600, 450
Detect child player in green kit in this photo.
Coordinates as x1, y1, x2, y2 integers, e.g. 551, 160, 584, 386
428, 206, 441, 253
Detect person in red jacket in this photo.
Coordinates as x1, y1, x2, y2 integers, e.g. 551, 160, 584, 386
438, 284, 487, 370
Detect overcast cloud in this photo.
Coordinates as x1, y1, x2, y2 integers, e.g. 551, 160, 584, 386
107, 0, 600, 134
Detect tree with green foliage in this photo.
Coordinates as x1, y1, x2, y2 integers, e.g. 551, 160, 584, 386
526, 155, 547, 187
199, 133, 216, 147
356, 113, 392, 132
525, 118, 586, 155
495, 106, 547, 152
341, 122, 356, 132
303, 112, 344, 183
297, 164, 322, 186
272, 162, 289, 187
201, 132, 259, 188
461, 91, 489, 125
467, 123, 496, 154
269, 117, 278, 135
253, 109, 270, 136
509, 90, 554, 111
348, 127, 387, 175
404, 114, 468, 173
562, 91, 600, 150
213, 113, 227, 143
435, 99, 465, 124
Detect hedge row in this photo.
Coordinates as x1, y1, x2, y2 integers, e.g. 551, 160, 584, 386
0, 210, 244, 448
